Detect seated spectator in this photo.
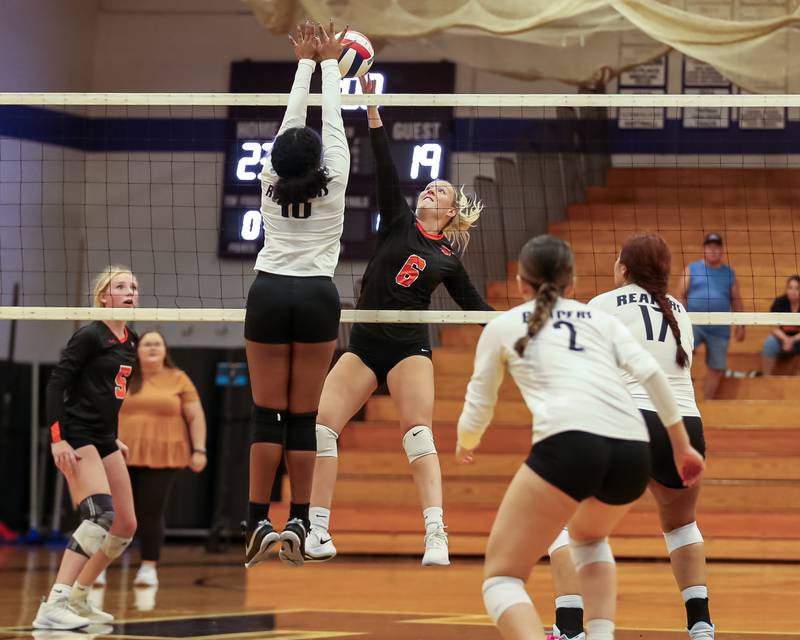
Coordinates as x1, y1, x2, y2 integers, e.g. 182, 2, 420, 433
761, 275, 800, 375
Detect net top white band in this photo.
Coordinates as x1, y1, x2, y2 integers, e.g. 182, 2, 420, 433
2, 93, 800, 107
0, 307, 796, 325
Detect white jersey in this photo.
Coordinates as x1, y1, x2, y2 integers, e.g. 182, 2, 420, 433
458, 298, 664, 449
254, 59, 350, 278
589, 285, 699, 417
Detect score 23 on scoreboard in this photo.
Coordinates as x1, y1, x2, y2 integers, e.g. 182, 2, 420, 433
219, 61, 455, 259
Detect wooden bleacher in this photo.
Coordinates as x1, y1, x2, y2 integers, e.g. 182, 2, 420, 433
275, 167, 800, 561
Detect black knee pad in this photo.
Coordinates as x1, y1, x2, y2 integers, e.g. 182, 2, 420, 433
285, 411, 317, 451
67, 493, 114, 557
251, 406, 285, 445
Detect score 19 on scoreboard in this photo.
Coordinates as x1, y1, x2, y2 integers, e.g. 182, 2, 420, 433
219, 61, 455, 259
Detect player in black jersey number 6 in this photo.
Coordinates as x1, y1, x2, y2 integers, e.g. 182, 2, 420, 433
243, 21, 349, 569
305, 73, 493, 566
33, 266, 139, 630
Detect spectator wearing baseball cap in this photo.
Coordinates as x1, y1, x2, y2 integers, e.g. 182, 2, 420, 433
678, 232, 745, 399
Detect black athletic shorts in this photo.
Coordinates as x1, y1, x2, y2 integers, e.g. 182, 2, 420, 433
526, 430, 651, 505
244, 272, 341, 344
641, 410, 706, 490
347, 324, 432, 386
65, 432, 119, 459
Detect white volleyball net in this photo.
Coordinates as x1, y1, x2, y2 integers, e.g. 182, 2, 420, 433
1, 90, 800, 348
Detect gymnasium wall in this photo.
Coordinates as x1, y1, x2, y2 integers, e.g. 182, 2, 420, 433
0, 0, 98, 93
0, 0, 797, 361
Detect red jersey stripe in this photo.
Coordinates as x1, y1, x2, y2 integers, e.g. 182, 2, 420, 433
415, 220, 443, 240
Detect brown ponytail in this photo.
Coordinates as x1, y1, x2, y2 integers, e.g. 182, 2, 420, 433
653, 291, 689, 368
515, 282, 560, 356
619, 233, 689, 368
514, 235, 575, 357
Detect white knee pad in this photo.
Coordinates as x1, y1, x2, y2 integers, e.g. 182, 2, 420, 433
664, 521, 703, 554
316, 424, 339, 458
101, 533, 132, 560
70, 520, 108, 557
482, 576, 532, 624
68, 494, 114, 557
569, 538, 615, 572
402, 426, 436, 464
548, 527, 571, 556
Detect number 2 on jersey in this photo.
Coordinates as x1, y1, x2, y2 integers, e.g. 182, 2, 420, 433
638, 305, 668, 342
395, 255, 427, 287
114, 365, 133, 399
553, 320, 584, 352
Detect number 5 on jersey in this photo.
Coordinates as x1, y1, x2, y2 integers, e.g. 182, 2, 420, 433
395, 255, 427, 287
115, 365, 133, 399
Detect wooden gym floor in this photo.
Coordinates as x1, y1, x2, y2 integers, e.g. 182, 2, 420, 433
0, 546, 796, 639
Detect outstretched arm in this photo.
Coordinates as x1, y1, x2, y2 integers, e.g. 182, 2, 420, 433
362, 74, 412, 230
443, 261, 494, 311
317, 20, 349, 176
457, 320, 506, 458
277, 24, 319, 136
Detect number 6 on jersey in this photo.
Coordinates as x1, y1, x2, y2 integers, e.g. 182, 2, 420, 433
395, 255, 427, 287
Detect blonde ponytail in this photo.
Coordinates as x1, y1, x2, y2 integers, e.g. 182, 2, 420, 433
443, 185, 483, 254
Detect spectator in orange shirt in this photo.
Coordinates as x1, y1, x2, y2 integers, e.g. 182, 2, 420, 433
117, 330, 207, 587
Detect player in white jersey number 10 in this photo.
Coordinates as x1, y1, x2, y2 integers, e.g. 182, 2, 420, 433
242, 20, 350, 569
456, 235, 705, 640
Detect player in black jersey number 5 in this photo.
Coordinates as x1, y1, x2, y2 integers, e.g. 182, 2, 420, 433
243, 21, 349, 569
33, 266, 139, 630
305, 73, 493, 566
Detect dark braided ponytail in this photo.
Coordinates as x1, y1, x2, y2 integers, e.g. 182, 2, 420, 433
619, 233, 689, 368
514, 235, 575, 357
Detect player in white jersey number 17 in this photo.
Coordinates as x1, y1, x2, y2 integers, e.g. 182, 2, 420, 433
589, 233, 715, 640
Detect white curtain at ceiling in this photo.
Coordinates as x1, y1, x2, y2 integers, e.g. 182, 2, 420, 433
244, 0, 800, 92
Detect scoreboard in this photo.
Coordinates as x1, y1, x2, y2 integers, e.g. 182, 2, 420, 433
219, 61, 455, 259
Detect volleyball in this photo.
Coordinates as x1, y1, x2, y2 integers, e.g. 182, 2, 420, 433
336, 29, 374, 78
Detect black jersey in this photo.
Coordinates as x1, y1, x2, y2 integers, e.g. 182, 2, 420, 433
353, 126, 492, 344
46, 321, 137, 440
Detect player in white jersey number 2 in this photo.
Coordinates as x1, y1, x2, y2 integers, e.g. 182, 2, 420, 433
456, 235, 705, 640
589, 233, 714, 640
242, 21, 349, 569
